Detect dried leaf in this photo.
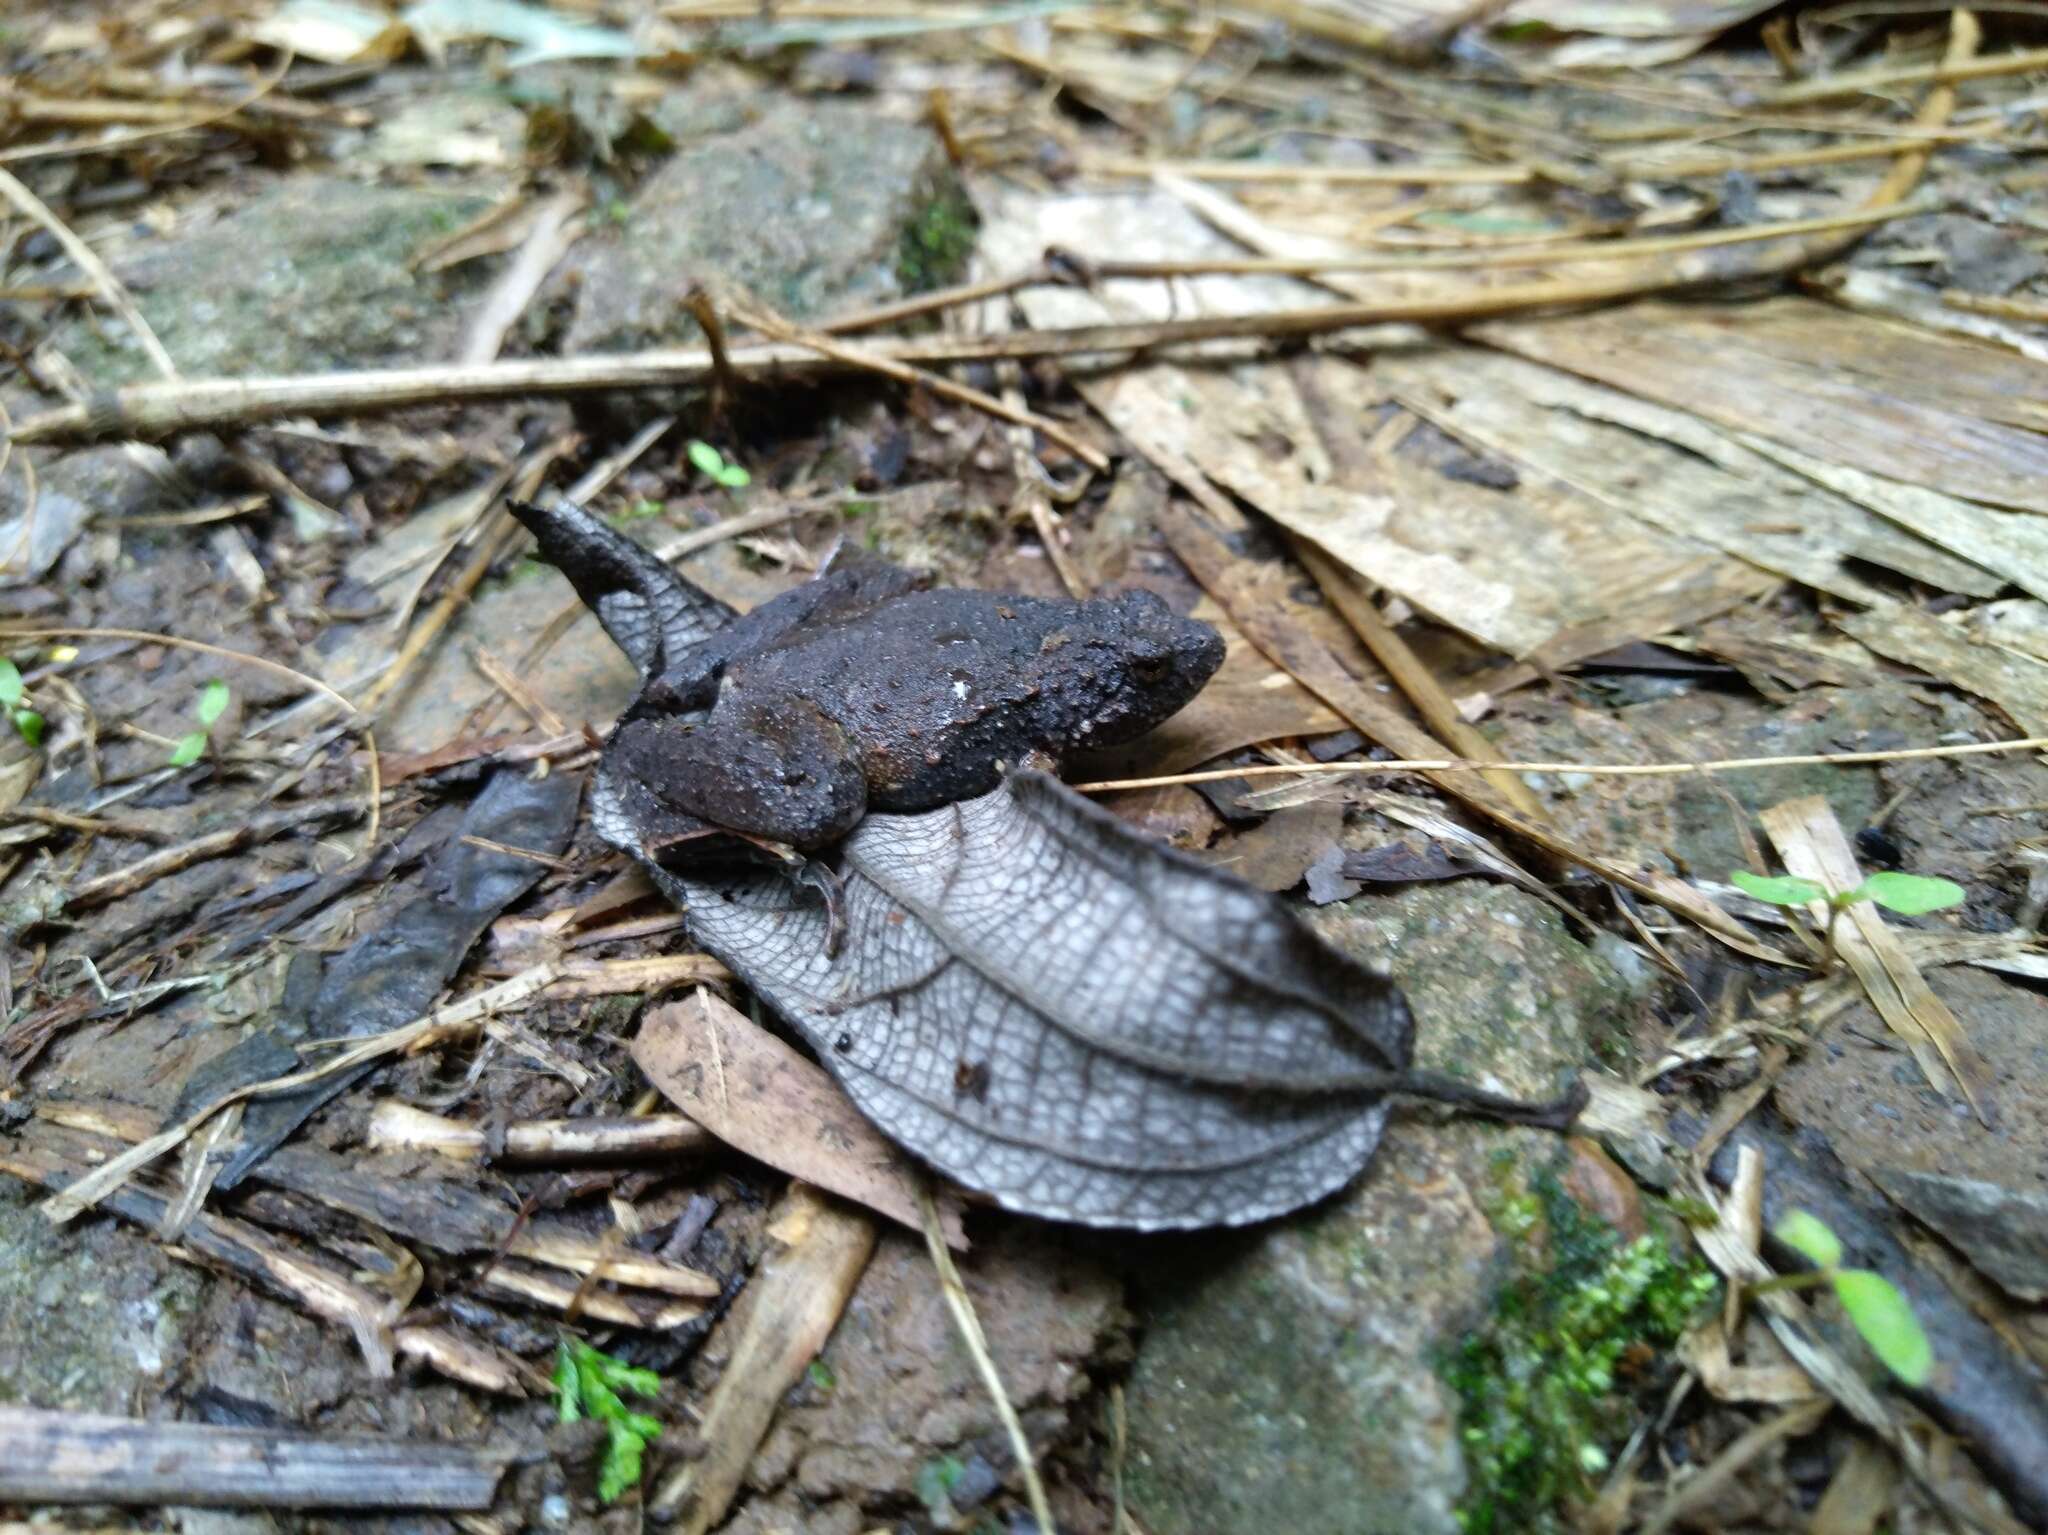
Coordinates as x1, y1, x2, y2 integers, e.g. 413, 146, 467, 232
632, 991, 966, 1248
519, 497, 1417, 1229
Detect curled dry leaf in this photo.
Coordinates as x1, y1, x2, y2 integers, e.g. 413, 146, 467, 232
516, 497, 1426, 1230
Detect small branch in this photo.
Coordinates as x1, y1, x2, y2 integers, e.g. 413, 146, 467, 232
39, 962, 569, 1225
729, 301, 1112, 473
0, 805, 176, 842
1069, 201, 1921, 278
367, 1100, 713, 1164
822, 265, 1052, 334
1084, 152, 1533, 186
1761, 39, 2048, 105
11, 244, 1879, 446
66, 796, 362, 909
0, 1407, 511, 1509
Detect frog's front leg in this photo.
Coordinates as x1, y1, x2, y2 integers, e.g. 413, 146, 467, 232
612, 697, 869, 851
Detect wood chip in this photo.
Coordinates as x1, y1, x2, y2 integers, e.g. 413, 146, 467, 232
650, 1182, 877, 1532
0, 1407, 510, 1509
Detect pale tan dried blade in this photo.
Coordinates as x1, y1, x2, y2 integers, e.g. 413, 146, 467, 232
632, 990, 968, 1249
1837, 601, 2048, 737
1477, 296, 2048, 515
1152, 489, 1794, 963
1376, 348, 2000, 600
1758, 795, 1995, 1123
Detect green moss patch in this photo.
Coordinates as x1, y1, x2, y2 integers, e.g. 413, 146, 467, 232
1442, 1172, 1717, 1535
896, 179, 979, 293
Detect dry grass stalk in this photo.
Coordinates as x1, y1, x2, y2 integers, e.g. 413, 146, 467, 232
920, 1186, 1058, 1535
0, 167, 177, 379
1072, 733, 2048, 792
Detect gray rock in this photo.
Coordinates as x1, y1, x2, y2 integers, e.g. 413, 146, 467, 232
1125, 883, 1631, 1535
0, 444, 176, 583
563, 99, 971, 353
48, 177, 498, 383
1872, 1169, 2048, 1302
1779, 965, 2048, 1251
0, 1175, 205, 1410
743, 1223, 1122, 1513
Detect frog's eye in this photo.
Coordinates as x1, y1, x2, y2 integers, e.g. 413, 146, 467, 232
1128, 642, 1173, 680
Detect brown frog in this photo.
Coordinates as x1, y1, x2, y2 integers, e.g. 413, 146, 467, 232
511, 498, 1224, 854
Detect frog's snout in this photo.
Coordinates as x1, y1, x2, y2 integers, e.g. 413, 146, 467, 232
1101, 589, 1225, 726
1176, 615, 1226, 685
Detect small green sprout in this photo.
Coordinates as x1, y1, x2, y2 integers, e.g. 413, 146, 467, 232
686, 440, 751, 491
554, 1338, 665, 1504
168, 679, 231, 767
1767, 1210, 1932, 1387
2, 658, 45, 747
1729, 867, 1965, 917
1729, 866, 1963, 967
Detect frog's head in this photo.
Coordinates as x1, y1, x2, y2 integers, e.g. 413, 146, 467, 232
1041, 588, 1225, 746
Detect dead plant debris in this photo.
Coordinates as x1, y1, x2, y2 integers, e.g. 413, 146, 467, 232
4, 1, 2048, 1531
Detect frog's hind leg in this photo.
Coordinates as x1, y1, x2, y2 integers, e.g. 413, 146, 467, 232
507, 498, 734, 682
622, 698, 869, 852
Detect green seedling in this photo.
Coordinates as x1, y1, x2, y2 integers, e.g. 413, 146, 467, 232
554, 1338, 665, 1504
168, 679, 231, 767
687, 439, 751, 491
1762, 1210, 1932, 1387
1, 658, 45, 747
1729, 866, 1963, 966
